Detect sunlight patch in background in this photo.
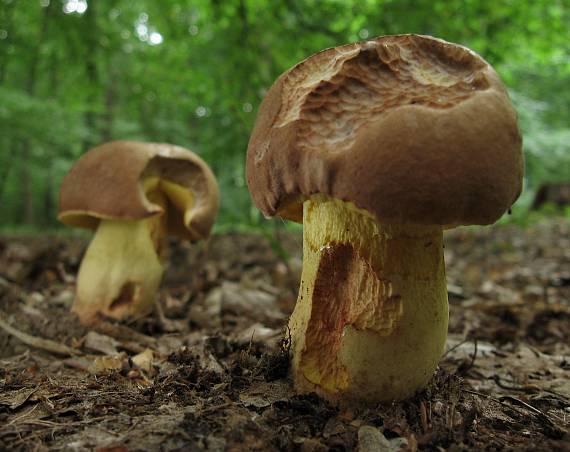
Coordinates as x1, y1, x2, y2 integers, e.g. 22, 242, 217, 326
135, 12, 164, 46
195, 106, 208, 118
63, 0, 88, 15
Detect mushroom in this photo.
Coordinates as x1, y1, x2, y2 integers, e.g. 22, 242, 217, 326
59, 141, 219, 325
246, 35, 523, 404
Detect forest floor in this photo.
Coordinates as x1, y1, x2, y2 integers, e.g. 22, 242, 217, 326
0, 220, 569, 451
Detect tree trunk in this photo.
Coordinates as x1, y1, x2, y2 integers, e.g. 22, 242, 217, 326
101, 64, 118, 142
43, 37, 61, 226
43, 162, 54, 225
19, 3, 59, 225
20, 143, 34, 224
0, 1, 15, 84
82, 0, 100, 150
0, 142, 13, 203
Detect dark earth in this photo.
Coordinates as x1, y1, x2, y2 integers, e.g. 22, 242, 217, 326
0, 219, 569, 451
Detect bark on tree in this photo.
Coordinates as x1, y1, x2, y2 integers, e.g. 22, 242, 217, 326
43, 40, 61, 226
0, 2, 15, 84
82, 0, 100, 150
20, 6, 53, 225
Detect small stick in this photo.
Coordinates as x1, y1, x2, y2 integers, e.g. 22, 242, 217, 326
420, 400, 430, 433
465, 389, 558, 428
462, 339, 478, 373
96, 321, 157, 349
498, 395, 555, 425
442, 337, 470, 358
0, 312, 81, 357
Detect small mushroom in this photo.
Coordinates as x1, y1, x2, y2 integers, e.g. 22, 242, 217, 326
59, 141, 219, 325
246, 35, 523, 404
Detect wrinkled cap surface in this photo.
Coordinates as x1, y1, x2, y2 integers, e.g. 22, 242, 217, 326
59, 141, 219, 240
246, 34, 524, 226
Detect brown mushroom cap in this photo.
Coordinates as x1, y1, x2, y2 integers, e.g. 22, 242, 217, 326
58, 141, 219, 240
246, 34, 524, 226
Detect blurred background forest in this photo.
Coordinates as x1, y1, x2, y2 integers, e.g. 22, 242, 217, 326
0, 0, 569, 231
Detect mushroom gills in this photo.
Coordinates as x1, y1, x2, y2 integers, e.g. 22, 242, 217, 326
144, 176, 198, 240
288, 195, 449, 403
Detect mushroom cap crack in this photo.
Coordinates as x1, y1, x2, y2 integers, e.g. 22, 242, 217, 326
246, 34, 523, 227
58, 140, 219, 241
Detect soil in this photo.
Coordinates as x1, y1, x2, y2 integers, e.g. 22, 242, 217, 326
0, 220, 569, 451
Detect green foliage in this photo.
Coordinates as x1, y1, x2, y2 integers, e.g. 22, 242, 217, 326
0, 88, 82, 143
0, 0, 569, 230
511, 92, 570, 190
502, 205, 570, 229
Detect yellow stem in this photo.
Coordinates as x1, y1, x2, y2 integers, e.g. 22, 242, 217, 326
289, 196, 448, 404
72, 218, 164, 324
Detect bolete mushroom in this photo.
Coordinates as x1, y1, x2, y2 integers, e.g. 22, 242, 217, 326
59, 141, 219, 325
246, 35, 523, 404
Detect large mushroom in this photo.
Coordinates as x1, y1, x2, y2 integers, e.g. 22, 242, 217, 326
246, 35, 523, 404
59, 141, 219, 325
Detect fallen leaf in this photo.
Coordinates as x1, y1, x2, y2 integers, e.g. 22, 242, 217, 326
0, 387, 38, 410
84, 331, 119, 355
132, 348, 154, 373
88, 354, 126, 374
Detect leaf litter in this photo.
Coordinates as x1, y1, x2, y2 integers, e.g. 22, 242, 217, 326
0, 221, 568, 451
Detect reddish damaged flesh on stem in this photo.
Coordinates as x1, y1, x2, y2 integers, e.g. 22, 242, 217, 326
109, 281, 141, 312
288, 196, 448, 404
301, 242, 403, 393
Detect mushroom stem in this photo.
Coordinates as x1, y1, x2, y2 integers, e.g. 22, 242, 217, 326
288, 195, 448, 404
72, 217, 165, 324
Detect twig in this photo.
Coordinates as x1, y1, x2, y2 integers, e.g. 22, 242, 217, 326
197, 402, 232, 415
470, 340, 478, 365
420, 400, 430, 433
95, 321, 157, 350
444, 338, 478, 375
7, 404, 40, 426
498, 395, 554, 425
0, 312, 81, 356
442, 338, 470, 358
463, 389, 502, 402
465, 389, 558, 429
447, 401, 457, 432
459, 339, 478, 374
493, 375, 539, 392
